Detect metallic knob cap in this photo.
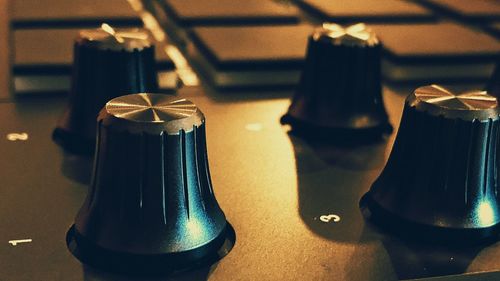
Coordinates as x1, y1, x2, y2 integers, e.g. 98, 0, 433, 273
67, 93, 235, 274
53, 24, 159, 155
361, 85, 500, 243
281, 23, 392, 143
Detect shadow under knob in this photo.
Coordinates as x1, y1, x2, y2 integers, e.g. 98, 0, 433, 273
53, 25, 159, 155
361, 85, 500, 244
67, 93, 235, 274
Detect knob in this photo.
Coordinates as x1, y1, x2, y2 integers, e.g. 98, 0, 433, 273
67, 93, 235, 274
487, 61, 499, 98
361, 85, 500, 243
281, 23, 392, 143
53, 24, 159, 155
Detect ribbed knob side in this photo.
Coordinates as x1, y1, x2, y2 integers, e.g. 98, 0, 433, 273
53, 25, 159, 155
68, 94, 234, 273
362, 85, 500, 242
282, 23, 392, 142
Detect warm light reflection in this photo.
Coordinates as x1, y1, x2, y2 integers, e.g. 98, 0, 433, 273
478, 201, 495, 226
141, 12, 166, 42
101, 23, 125, 43
127, 0, 199, 86
126, 0, 144, 12
187, 220, 202, 239
245, 123, 263, 131
320, 23, 378, 45
165, 45, 199, 86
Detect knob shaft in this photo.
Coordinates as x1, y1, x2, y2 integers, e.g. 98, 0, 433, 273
53, 25, 159, 155
361, 85, 500, 243
67, 93, 235, 274
281, 23, 392, 143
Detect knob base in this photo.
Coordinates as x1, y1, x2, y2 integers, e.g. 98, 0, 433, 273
360, 193, 500, 245
281, 114, 392, 144
52, 128, 94, 155
66, 223, 235, 275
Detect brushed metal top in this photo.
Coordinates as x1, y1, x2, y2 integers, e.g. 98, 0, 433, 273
77, 24, 152, 51
313, 23, 379, 47
410, 84, 500, 120
100, 93, 204, 134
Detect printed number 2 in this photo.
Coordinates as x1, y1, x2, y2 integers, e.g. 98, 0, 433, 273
6, 133, 28, 141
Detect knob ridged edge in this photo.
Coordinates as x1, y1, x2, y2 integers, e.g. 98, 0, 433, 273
66, 94, 235, 273
361, 85, 500, 244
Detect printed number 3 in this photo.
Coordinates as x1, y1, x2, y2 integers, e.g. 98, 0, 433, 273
320, 214, 341, 223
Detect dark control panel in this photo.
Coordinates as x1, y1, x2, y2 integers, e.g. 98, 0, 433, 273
1, 0, 500, 281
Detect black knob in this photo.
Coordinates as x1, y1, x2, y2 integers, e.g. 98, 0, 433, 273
487, 61, 499, 98
67, 93, 235, 274
361, 85, 500, 243
281, 23, 392, 143
53, 24, 159, 155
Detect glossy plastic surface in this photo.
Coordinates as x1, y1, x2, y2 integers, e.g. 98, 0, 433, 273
69, 94, 234, 273
363, 85, 500, 242
53, 27, 159, 154
282, 23, 392, 142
